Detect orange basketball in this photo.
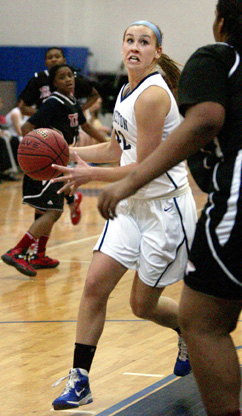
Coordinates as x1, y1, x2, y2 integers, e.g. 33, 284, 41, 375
17, 128, 69, 180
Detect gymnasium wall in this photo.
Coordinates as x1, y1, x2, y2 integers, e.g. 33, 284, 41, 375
0, 0, 218, 111
0, 46, 89, 97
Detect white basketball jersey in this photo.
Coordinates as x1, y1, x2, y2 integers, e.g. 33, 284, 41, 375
112, 72, 188, 199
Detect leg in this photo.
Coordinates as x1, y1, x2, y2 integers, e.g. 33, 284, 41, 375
76, 251, 127, 345
130, 273, 191, 376
28, 209, 62, 239
130, 272, 179, 329
52, 251, 127, 410
1, 208, 61, 277
28, 209, 61, 269
179, 283, 242, 416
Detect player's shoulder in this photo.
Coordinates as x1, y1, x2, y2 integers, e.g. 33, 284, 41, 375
47, 92, 76, 106
33, 70, 49, 80
189, 43, 236, 65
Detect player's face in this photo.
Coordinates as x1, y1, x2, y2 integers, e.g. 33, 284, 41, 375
53, 67, 75, 97
45, 49, 66, 69
122, 26, 161, 73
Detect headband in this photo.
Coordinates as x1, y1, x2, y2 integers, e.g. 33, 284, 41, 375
130, 20, 162, 45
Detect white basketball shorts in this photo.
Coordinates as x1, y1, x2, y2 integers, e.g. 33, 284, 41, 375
94, 188, 197, 288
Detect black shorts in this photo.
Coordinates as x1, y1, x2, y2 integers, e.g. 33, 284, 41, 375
22, 174, 64, 211
185, 152, 242, 300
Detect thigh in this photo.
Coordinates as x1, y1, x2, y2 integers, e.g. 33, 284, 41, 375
93, 212, 141, 270
138, 190, 197, 288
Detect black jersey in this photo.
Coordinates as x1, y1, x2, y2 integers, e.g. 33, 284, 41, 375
19, 70, 93, 108
178, 43, 242, 193
179, 43, 242, 155
28, 91, 86, 146
179, 43, 242, 297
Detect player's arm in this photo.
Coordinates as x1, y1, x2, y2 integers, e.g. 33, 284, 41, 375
50, 87, 168, 191
81, 87, 100, 112
18, 99, 37, 117
81, 121, 108, 143
21, 120, 35, 136
21, 99, 54, 136
135, 86, 170, 164
98, 101, 226, 219
11, 109, 24, 137
18, 77, 39, 116
69, 129, 120, 163
51, 128, 137, 194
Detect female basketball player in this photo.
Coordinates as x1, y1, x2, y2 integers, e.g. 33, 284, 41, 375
98, 3, 242, 416
1, 64, 107, 277
51, 21, 197, 410
18, 46, 101, 227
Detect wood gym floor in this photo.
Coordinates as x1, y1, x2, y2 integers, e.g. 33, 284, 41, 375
0, 171, 241, 416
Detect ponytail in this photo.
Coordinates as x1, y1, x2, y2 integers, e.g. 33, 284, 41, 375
157, 53, 181, 101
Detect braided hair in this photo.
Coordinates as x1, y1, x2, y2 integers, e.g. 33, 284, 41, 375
217, 0, 242, 51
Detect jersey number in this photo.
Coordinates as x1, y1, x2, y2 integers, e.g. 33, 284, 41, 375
115, 130, 131, 150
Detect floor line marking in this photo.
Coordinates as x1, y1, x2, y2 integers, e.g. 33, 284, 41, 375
124, 372, 164, 378
50, 409, 96, 414
48, 234, 100, 250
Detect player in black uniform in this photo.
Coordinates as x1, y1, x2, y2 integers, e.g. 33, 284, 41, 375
19, 47, 100, 115
19, 47, 101, 226
98, 1, 242, 415
1, 64, 107, 277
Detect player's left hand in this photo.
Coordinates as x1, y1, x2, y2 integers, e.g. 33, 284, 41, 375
51, 152, 92, 195
97, 180, 125, 220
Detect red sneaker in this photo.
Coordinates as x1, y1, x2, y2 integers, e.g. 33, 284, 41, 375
1, 248, 37, 277
70, 191, 83, 225
29, 252, 59, 269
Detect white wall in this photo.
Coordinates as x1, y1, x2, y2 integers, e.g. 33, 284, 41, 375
1, 0, 218, 72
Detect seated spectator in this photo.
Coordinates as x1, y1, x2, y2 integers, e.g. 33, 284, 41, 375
79, 97, 111, 147
0, 97, 6, 127
0, 97, 20, 181
5, 99, 28, 165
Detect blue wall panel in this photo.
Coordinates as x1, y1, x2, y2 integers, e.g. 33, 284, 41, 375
0, 46, 89, 98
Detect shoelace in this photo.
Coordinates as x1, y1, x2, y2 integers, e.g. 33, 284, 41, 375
178, 336, 188, 361
52, 370, 78, 394
15, 252, 29, 262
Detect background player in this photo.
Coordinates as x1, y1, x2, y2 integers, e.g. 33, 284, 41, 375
1, 64, 107, 277
18, 47, 101, 226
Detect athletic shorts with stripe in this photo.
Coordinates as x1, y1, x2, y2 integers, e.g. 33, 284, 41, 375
94, 187, 197, 288
22, 174, 64, 211
185, 150, 242, 300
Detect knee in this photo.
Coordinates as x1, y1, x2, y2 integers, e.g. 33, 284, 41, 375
83, 276, 109, 307
130, 295, 149, 319
50, 210, 62, 223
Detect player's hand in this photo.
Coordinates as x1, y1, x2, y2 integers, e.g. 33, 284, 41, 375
97, 179, 127, 219
51, 152, 92, 195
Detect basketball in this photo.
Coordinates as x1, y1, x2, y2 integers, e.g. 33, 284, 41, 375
17, 128, 69, 180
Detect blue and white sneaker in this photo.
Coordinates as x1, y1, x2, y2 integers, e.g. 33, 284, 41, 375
173, 335, 192, 377
52, 368, 93, 410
